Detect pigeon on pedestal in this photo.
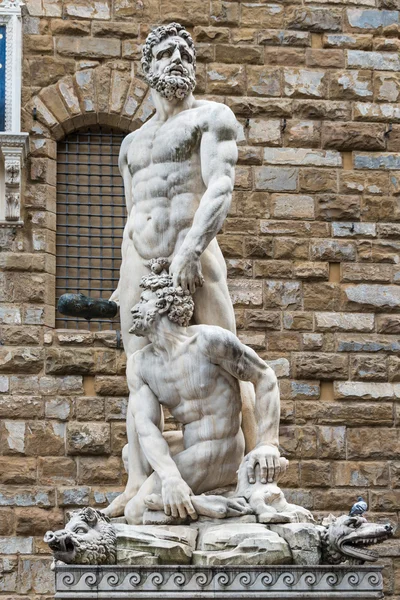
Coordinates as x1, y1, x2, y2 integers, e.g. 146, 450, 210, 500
349, 496, 368, 517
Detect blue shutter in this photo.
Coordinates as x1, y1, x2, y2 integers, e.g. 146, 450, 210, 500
0, 26, 5, 131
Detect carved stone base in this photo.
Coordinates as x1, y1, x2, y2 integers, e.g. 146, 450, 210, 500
55, 565, 384, 599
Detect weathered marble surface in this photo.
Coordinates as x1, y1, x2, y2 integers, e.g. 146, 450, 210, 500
54, 564, 385, 599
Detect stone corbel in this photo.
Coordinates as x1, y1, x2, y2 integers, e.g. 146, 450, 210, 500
0, 132, 29, 226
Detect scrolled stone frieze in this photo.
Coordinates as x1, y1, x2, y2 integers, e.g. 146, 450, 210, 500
55, 565, 384, 599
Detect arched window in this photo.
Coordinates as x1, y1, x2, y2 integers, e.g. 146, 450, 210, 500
56, 126, 127, 330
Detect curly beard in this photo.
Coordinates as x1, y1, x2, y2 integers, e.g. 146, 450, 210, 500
146, 65, 196, 101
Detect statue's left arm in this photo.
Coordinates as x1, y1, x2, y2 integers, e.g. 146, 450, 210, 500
204, 329, 282, 483
170, 104, 238, 293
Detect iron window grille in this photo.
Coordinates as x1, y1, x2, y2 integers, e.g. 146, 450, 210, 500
56, 126, 127, 331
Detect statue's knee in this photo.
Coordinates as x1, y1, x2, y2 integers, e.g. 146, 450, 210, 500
124, 497, 144, 525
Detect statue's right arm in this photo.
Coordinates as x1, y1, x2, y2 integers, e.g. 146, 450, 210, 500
118, 132, 136, 215
128, 357, 197, 519
128, 360, 181, 481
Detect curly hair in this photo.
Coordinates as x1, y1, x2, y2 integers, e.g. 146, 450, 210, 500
141, 22, 196, 76
140, 267, 194, 328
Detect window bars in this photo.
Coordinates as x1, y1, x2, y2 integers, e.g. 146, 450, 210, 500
56, 126, 126, 331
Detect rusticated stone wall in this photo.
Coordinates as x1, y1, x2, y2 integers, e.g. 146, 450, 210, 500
0, 0, 400, 596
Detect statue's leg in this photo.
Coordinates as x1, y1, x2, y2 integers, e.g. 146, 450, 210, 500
125, 435, 244, 524
194, 240, 257, 453
104, 246, 153, 518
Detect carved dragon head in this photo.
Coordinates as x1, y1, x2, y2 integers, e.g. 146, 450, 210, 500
321, 514, 393, 564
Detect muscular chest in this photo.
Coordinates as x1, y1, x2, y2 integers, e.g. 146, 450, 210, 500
128, 118, 201, 177
144, 351, 216, 408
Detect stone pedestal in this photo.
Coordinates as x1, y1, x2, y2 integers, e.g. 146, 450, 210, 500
55, 564, 384, 599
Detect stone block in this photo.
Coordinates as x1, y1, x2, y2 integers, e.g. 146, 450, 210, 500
388, 356, 400, 381
0, 486, 55, 507
354, 101, 400, 123
0, 421, 25, 455
228, 280, 262, 306
279, 425, 317, 458
92, 21, 139, 37
315, 312, 374, 332
323, 34, 373, 50
95, 375, 129, 396
57, 36, 121, 58
293, 100, 351, 121
294, 262, 329, 280
226, 97, 292, 118
343, 284, 400, 310
38, 457, 77, 485
78, 456, 122, 484
27, 56, 75, 88
293, 353, 349, 380
215, 44, 263, 64
264, 281, 302, 310
348, 428, 399, 459
303, 333, 323, 350
50, 19, 91, 35
67, 422, 111, 454
245, 310, 281, 330
264, 147, 341, 167
258, 29, 310, 47
303, 282, 340, 311
335, 333, 400, 353
284, 69, 327, 99
297, 401, 393, 426
286, 7, 342, 31
273, 238, 309, 260
25, 422, 65, 456
377, 315, 400, 333
283, 312, 313, 331
285, 121, 321, 149
207, 64, 245, 95
271, 194, 314, 219
0, 510, 15, 535
0, 347, 43, 374
15, 507, 64, 536
264, 48, 305, 67
255, 167, 298, 192
45, 398, 71, 420
311, 240, 356, 261
346, 8, 399, 30
347, 50, 400, 71
19, 557, 54, 594
248, 118, 281, 144
317, 426, 346, 459
46, 348, 95, 375
301, 461, 332, 487
334, 381, 398, 401
323, 122, 385, 151
59, 486, 91, 507
241, 3, 283, 28
316, 194, 360, 220
350, 354, 388, 381
194, 26, 230, 43
332, 222, 376, 237
210, 0, 239, 25
374, 73, 400, 102
0, 536, 33, 554
306, 49, 344, 68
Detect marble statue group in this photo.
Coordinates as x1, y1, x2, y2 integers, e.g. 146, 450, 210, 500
104, 21, 297, 525
45, 22, 393, 571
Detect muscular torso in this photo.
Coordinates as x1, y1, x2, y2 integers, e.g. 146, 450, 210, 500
124, 101, 212, 260
139, 330, 243, 449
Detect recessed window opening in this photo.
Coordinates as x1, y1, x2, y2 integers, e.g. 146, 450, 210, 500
56, 126, 126, 330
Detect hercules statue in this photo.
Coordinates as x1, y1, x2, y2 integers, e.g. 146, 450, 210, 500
106, 23, 262, 519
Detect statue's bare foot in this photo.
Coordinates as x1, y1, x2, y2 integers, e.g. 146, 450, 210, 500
102, 490, 137, 518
